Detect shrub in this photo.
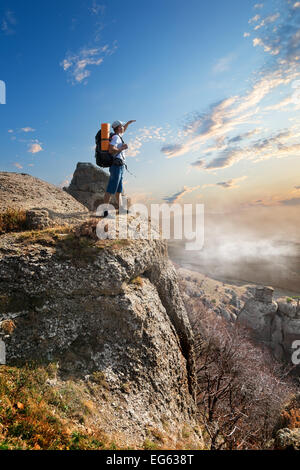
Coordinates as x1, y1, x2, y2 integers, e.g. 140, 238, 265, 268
0, 208, 27, 234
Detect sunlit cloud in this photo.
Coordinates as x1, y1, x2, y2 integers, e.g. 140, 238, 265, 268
21, 127, 35, 133
203, 176, 248, 190
163, 185, 201, 204
28, 142, 43, 154
13, 162, 23, 169
161, 0, 300, 173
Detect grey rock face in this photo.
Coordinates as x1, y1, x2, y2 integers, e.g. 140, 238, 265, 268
0, 224, 198, 441
254, 286, 274, 303
0, 171, 88, 215
238, 287, 300, 363
237, 295, 278, 341
65, 162, 130, 212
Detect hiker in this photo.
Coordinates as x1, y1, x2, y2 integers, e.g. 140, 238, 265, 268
102, 120, 136, 217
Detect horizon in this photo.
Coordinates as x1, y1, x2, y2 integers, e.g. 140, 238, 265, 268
1, 0, 300, 219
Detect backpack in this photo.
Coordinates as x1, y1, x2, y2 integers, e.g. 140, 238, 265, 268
95, 130, 125, 168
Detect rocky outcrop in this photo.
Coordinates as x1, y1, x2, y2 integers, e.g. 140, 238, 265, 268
0, 172, 88, 215
0, 172, 89, 229
0, 217, 200, 445
65, 162, 130, 211
238, 286, 300, 362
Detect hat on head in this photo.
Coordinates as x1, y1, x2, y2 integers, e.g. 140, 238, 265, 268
112, 120, 124, 129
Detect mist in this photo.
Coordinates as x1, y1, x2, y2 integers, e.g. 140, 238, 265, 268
167, 205, 300, 293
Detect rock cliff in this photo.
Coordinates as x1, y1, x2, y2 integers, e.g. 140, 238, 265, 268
0, 169, 200, 446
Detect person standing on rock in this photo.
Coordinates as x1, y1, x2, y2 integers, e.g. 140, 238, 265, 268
102, 120, 136, 217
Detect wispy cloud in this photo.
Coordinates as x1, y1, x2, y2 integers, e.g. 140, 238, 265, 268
61, 44, 117, 84
127, 126, 171, 157
203, 176, 248, 190
89, 1, 106, 15
213, 53, 236, 74
163, 185, 201, 204
1, 10, 17, 35
161, 0, 300, 173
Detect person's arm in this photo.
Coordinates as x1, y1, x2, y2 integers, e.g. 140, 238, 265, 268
123, 120, 136, 132
109, 135, 128, 155
109, 143, 127, 156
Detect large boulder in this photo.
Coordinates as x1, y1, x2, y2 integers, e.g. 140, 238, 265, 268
65, 162, 131, 212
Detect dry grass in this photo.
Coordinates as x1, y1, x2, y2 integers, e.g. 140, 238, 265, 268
0, 363, 204, 451
0, 320, 16, 335
0, 208, 27, 234
0, 364, 125, 450
130, 276, 144, 287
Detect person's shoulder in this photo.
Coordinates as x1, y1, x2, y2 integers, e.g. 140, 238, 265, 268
110, 134, 121, 144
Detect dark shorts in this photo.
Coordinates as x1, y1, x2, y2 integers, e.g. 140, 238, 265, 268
106, 164, 124, 194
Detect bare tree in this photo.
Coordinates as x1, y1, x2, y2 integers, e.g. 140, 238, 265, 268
185, 296, 296, 450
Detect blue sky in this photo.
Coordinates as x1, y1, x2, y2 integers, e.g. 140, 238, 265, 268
1, 0, 300, 212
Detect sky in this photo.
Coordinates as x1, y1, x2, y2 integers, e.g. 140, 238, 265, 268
1, 0, 300, 218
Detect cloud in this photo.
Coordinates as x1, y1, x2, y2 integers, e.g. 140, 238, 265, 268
247, 1, 300, 63
203, 176, 248, 190
190, 159, 205, 168
127, 126, 170, 157
254, 13, 280, 31
89, 1, 106, 15
1, 10, 17, 35
163, 185, 201, 204
161, 1, 300, 171
213, 54, 236, 74
279, 197, 300, 206
254, 3, 264, 9
28, 142, 43, 154
8, 129, 13, 133
13, 162, 23, 169
244, 32, 251, 38
264, 94, 294, 111
61, 44, 117, 84
204, 127, 300, 170
21, 127, 35, 133
58, 174, 73, 188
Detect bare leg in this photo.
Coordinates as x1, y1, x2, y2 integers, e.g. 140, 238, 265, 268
103, 192, 111, 205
